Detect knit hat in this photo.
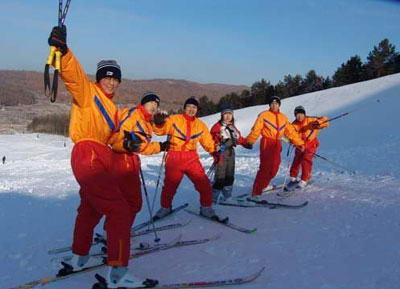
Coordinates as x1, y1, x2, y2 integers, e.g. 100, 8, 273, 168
294, 105, 306, 116
220, 105, 233, 115
141, 91, 160, 106
184, 97, 199, 108
268, 96, 281, 105
96, 60, 121, 82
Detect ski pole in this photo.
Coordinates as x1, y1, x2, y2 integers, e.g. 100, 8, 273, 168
281, 145, 295, 191
150, 135, 170, 217
304, 149, 355, 174
139, 167, 161, 243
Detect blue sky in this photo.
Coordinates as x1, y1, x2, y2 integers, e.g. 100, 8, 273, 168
0, 0, 399, 85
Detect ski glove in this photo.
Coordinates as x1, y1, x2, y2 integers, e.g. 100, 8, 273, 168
153, 111, 169, 126
159, 140, 170, 152
123, 131, 143, 153
242, 142, 253, 150
297, 145, 305, 153
48, 25, 68, 55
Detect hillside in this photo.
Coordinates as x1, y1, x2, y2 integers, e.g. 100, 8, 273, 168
1, 73, 400, 289
0, 70, 248, 133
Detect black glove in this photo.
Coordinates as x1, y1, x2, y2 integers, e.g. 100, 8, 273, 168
123, 131, 143, 152
242, 142, 253, 150
48, 25, 68, 55
159, 140, 170, 152
153, 111, 169, 126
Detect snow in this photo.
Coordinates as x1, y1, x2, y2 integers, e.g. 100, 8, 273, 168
1, 73, 400, 289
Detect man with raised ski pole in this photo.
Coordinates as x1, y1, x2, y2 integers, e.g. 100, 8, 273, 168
286, 105, 330, 190
244, 96, 305, 200
152, 97, 223, 220
47, 26, 158, 288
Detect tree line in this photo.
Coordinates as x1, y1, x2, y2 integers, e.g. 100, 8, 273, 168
196, 38, 400, 117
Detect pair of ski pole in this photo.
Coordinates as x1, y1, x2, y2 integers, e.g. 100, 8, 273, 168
44, 0, 71, 102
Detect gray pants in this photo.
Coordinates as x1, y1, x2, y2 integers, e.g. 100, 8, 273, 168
213, 148, 235, 201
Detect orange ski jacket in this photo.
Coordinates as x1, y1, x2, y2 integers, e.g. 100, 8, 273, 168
245, 110, 304, 146
292, 116, 329, 143
153, 114, 215, 153
110, 105, 161, 155
61, 50, 118, 145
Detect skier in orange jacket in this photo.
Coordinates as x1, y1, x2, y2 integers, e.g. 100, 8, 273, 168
48, 26, 156, 288
287, 106, 329, 189
244, 96, 305, 199
152, 97, 221, 219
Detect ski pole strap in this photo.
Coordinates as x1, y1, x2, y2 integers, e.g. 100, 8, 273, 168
58, 0, 72, 27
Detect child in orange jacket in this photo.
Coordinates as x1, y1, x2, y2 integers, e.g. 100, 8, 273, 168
287, 106, 329, 189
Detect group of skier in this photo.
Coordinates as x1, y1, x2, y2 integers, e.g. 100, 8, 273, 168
48, 23, 329, 288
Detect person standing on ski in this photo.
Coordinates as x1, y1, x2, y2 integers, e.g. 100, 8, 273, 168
287, 106, 329, 189
152, 97, 221, 219
109, 92, 169, 227
244, 96, 305, 199
210, 105, 252, 203
47, 26, 156, 288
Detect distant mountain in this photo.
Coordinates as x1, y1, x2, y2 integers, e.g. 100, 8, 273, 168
0, 70, 248, 133
0, 70, 248, 108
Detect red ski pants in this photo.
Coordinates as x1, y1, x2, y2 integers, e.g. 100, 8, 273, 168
160, 151, 212, 208
290, 139, 319, 182
251, 138, 282, 195
71, 141, 134, 267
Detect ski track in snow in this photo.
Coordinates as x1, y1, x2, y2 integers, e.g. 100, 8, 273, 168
1, 74, 400, 288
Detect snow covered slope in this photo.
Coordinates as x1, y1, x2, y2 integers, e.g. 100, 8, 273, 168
1, 73, 400, 289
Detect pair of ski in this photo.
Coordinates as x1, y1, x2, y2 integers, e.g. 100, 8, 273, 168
10, 234, 219, 289
92, 267, 265, 289
134, 203, 257, 234
218, 197, 308, 209
48, 208, 191, 255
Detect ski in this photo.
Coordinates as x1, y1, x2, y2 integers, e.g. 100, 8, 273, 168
134, 219, 191, 237
131, 203, 189, 233
246, 198, 309, 209
235, 184, 282, 199
92, 266, 265, 289
14, 234, 218, 289
218, 197, 308, 209
184, 209, 257, 234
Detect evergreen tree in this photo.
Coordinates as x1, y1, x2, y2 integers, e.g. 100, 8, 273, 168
275, 74, 304, 99
332, 55, 364, 86
217, 92, 243, 111
364, 39, 397, 79
250, 79, 274, 105
302, 70, 324, 93
198, 95, 217, 117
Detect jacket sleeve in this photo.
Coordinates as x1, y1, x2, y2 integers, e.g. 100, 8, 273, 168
245, 113, 264, 144
199, 122, 216, 154
284, 122, 304, 146
317, 116, 330, 129
60, 50, 92, 108
138, 142, 161, 155
210, 122, 221, 144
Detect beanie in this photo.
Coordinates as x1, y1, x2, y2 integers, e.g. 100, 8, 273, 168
294, 105, 306, 116
96, 60, 121, 83
141, 91, 160, 106
183, 97, 199, 108
268, 96, 281, 105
